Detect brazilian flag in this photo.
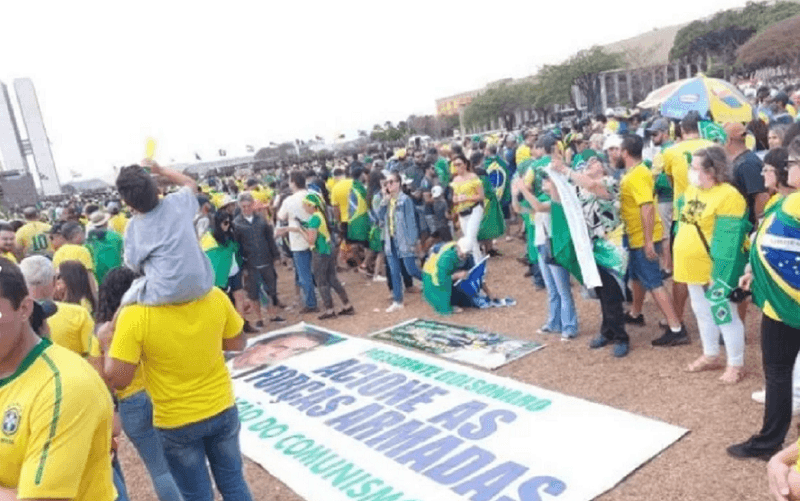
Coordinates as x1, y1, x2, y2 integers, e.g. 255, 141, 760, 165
485, 155, 509, 204
435, 157, 451, 185
347, 180, 370, 242
751, 195, 800, 329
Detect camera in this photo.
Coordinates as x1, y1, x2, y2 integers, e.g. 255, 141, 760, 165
728, 288, 752, 304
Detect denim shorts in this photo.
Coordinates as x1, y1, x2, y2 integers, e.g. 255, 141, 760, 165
627, 241, 663, 291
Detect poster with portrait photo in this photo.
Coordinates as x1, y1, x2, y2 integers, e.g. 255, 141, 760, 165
225, 324, 346, 380
369, 318, 543, 369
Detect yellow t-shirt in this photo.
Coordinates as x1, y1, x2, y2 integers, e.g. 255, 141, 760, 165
48, 301, 99, 358
109, 288, 244, 429
15, 221, 52, 256
620, 163, 663, 249
673, 183, 746, 284
661, 138, 714, 211
325, 177, 336, 195
515, 144, 531, 165
52, 243, 94, 272
1, 251, 16, 263
109, 213, 129, 236
0, 339, 115, 501
331, 178, 353, 222
451, 176, 483, 214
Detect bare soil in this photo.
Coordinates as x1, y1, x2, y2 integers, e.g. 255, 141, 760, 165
118, 235, 778, 500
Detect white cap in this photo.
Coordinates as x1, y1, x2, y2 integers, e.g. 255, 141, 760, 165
457, 237, 471, 254
603, 134, 623, 150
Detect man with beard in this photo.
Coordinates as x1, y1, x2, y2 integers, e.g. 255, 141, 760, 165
0, 223, 17, 262
618, 135, 687, 346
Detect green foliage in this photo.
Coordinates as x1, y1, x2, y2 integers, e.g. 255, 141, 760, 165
369, 122, 407, 142
670, 1, 800, 61
461, 46, 621, 126
462, 83, 531, 128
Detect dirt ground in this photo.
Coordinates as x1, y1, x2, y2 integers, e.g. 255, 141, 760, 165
118, 234, 781, 501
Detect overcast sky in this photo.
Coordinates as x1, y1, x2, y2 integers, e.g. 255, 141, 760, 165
0, 0, 750, 183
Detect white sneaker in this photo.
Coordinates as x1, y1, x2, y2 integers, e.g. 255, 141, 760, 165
751, 389, 800, 415
385, 302, 404, 313
373, 275, 387, 282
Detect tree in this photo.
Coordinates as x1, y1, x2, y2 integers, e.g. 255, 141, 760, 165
357, 130, 368, 138
670, 1, 800, 76
738, 14, 800, 75
562, 47, 623, 114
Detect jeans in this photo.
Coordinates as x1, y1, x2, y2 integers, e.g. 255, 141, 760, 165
748, 315, 800, 452
530, 261, 545, 289
113, 455, 129, 501
386, 237, 422, 304
312, 252, 349, 309
688, 284, 744, 366
158, 406, 253, 501
595, 266, 628, 343
119, 391, 183, 501
537, 244, 578, 338
292, 250, 317, 308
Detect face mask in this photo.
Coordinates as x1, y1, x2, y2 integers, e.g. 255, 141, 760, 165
688, 170, 702, 187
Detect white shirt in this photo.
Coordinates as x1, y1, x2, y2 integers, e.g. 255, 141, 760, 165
277, 189, 310, 251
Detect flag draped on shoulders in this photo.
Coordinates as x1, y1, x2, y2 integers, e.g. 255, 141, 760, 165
547, 169, 602, 288
477, 175, 505, 241
347, 180, 370, 242
485, 156, 510, 204
751, 194, 800, 329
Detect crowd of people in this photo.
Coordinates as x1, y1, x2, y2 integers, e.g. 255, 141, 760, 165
4, 81, 800, 500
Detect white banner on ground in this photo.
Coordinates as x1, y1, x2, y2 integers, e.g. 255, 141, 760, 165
231, 323, 687, 501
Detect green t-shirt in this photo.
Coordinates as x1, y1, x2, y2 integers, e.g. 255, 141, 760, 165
305, 213, 331, 255
85, 230, 123, 285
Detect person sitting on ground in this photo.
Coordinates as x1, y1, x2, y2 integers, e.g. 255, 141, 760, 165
115, 159, 214, 306
421, 237, 472, 315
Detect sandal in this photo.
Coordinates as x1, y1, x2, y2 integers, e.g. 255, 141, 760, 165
338, 306, 355, 316
685, 356, 724, 373
719, 366, 745, 385
318, 312, 337, 320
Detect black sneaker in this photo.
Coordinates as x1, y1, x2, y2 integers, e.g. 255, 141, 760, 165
651, 325, 690, 347
270, 316, 286, 323
588, 335, 610, 349
726, 439, 780, 461
255, 320, 264, 328
243, 321, 258, 334
624, 312, 645, 326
